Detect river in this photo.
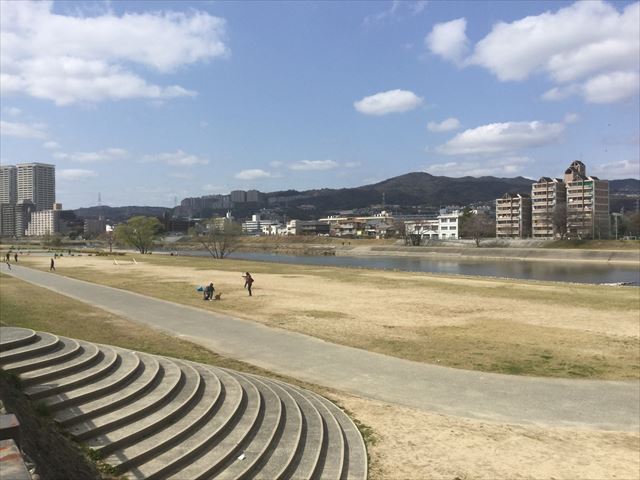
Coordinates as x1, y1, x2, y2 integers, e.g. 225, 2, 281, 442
177, 250, 640, 285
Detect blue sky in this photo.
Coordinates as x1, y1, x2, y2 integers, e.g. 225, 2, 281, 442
1, 0, 638, 208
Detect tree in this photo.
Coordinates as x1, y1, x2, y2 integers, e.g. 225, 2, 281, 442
551, 203, 568, 239
460, 213, 495, 247
192, 217, 243, 259
114, 216, 162, 254
627, 213, 640, 237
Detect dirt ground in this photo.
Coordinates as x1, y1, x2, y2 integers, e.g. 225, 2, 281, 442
22, 254, 640, 379
333, 392, 640, 480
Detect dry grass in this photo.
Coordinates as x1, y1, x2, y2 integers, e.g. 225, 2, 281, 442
14, 253, 640, 380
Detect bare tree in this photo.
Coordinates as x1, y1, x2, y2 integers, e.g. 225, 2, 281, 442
192, 217, 242, 259
460, 213, 496, 247
551, 203, 567, 239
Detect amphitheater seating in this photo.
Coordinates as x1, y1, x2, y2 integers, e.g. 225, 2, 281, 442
0, 327, 367, 479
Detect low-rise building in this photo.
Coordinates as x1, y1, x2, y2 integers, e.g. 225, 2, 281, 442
437, 210, 461, 239
25, 209, 58, 236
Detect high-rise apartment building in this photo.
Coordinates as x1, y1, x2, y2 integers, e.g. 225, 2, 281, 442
531, 177, 566, 238
0, 165, 18, 204
496, 193, 532, 238
564, 161, 610, 239
17, 163, 55, 211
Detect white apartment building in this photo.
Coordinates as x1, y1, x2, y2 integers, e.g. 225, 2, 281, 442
404, 219, 439, 240
437, 210, 461, 239
17, 163, 55, 211
25, 209, 59, 236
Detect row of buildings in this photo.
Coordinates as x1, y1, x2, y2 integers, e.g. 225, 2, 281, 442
496, 161, 610, 239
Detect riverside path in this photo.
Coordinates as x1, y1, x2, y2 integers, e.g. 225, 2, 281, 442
2, 264, 638, 432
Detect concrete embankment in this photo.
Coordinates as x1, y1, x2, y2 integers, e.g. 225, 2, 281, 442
337, 245, 640, 265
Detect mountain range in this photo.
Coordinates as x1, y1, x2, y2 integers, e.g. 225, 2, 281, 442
75, 172, 640, 221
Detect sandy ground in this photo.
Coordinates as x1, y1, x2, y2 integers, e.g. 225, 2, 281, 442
334, 393, 640, 480
10, 255, 640, 479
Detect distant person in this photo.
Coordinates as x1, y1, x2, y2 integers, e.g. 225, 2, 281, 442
242, 272, 254, 296
50, 258, 55, 271
5, 252, 9, 262
204, 282, 215, 301
14, 253, 18, 262
5, 259, 11, 270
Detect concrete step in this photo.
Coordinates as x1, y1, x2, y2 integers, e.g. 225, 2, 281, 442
24, 345, 119, 401
41, 347, 142, 411
311, 392, 368, 480
83, 359, 202, 456
238, 376, 303, 480
67, 356, 183, 441
0, 327, 367, 479
271, 380, 325, 480
104, 362, 222, 473
163, 370, 262, 480
0, 332, 60, 364
213, 375, 284, 480
306, 391, 345, 480
131, 366, 245, 480
2, 337, 82, 375
0, 327, 36, 351
53, 352, 161, 427
19, 340, 101, 387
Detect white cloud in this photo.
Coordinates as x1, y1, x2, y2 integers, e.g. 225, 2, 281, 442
437, 121, 565, 155
425, 156, 532, 177
354, 89, 423, 116
55, 147, 129, 163
235, 169, 273, 180
363, 1, 427, 28
168, 172, 194, 180
582, 71, 640, 104
58, 169, 97, 181
425, 18, 468, 64
5, 107, 22, 116
563, 113, 580, 124
143, 150, 208, 166
344, 161, 362, 168
269, 160, 284, 168
592, 159, 640, 178
43, 141, 60, 150
0, 1, 228, 105
435, 2, 639, 104
289, 160, 339, 171
427, 117, 461, 132
0, 120, 47, 139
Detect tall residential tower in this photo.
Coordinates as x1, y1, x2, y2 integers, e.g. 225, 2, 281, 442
17, 163, 56, 211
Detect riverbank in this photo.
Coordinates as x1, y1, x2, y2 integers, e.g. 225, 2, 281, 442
12, 253, 640, 380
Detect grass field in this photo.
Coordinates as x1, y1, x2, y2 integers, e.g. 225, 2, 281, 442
13, 253, 640, 380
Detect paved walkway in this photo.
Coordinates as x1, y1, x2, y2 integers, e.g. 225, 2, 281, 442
2, 264, 639, 431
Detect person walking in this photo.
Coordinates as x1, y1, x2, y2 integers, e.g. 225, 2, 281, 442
50, 258, 55, 271
5, 259, 11, 270
242, 272, 254, 296
14, 253, 18, 262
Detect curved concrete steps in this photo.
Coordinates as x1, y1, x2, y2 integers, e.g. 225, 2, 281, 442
0, 327, 367, 479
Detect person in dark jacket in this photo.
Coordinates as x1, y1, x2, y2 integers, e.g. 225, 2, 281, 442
204, 282, 215, 301
242, 272, 254, 296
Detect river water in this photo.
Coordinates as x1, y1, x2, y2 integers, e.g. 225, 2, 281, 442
179, 250, 640, 285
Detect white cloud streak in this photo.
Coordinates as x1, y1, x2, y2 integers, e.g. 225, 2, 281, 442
425, 156, 532, 177
289, 160, 339, 171
58, 169, 97, 181
55, 147, 129, 163
143, 150, 208, 166
427, 117, 461, 132
235, 169, 273, 180
437, 121, 565, 155
354, 89, 423, 116
0, 120, 47, 139
0, 1, 228, 105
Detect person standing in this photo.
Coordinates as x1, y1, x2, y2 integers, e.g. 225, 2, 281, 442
204, 282, 215, 301
14, 253, 18, 262
50, 258, 55, 271
242, 272, 254, 296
